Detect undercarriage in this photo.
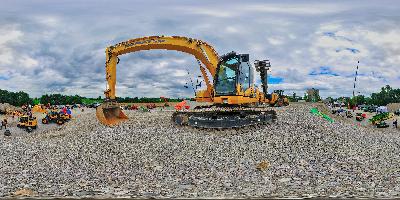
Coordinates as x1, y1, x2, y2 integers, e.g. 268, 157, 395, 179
172, 106, 277, 129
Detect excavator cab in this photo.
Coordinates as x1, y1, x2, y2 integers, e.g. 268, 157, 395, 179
214, 52, 254, 97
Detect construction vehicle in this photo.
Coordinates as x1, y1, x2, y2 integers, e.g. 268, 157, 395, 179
8, 110, 23, 117
146, 103, 157, 109
369, 112, 394, 125
273, 90, 289, 107
32, 105, 47, 113
175, 100, 190, 111
138, 106, 150, 112
96, 36, 288, 128
376, 121, 389, 128
132, 105, 139, 110
42, 110, 71, 125
356, 113, 366, 121
17, 115, 38, 132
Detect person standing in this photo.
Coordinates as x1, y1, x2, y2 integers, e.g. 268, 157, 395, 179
394, 119, 398, 129
1, 119, 7, 130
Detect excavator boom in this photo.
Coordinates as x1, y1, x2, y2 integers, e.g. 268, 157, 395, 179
97, 36, 220, 126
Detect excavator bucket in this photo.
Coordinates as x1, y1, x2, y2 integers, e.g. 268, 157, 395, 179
96, 102, 128, 126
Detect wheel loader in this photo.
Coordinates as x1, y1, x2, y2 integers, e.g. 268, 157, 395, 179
272, 90, 289, 107
17, 115, 38, 132
96, 36, 288, 128
32, 104, 47, 113
42, 110, 71, 125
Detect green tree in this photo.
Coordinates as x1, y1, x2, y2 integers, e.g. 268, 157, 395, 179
0, 89, 31, 106
325, 97, 334, 103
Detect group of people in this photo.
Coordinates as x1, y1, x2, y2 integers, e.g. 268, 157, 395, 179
61, 106, 72, 115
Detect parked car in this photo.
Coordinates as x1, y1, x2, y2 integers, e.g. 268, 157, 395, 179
363, 106, 377, 113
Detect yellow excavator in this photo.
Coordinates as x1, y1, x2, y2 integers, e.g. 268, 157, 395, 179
96, 36, 288, 128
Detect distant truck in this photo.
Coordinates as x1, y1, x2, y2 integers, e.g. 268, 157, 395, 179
363, 105, 377, 113
17, 115, 38, 132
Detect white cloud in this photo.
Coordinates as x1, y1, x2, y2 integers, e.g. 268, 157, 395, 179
155, 61, 169, 69
174, 69, 187, 77
243, 3, 347, 15
0, 0, 399, 99
267, 36, 284, 45
226, 26, 239, 34
0, 25, 23, 66
175, 7, 234, 18
33, 15, 60, 27
0, 25, 23, 45
319, 22, 342, 32
19, 56, 39, 68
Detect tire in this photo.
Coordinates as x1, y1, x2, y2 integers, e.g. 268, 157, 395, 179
172, 113, 188, 126
42, 119, 48, 124
4, 129, 11, 136
27, 127, 32, 133
34, 125, 37, 129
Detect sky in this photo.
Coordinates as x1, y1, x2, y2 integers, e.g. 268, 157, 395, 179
0, 0, 399, 98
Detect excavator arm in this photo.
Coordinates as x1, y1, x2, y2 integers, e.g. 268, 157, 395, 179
98, 36, 220, 126
104, 35, 219, 100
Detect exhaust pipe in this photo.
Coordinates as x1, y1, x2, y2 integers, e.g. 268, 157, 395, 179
96, 101, 128, 126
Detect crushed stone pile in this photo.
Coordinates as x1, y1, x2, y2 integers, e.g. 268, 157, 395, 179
0, 103, 22, 114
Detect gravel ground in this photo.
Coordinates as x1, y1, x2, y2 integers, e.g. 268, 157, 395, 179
1, 103, 400, 198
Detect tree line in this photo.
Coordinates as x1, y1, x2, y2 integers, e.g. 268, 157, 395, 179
326, 85, 400, 106
0, 89, 190, 106
0, 89, 31, 107
6, 85, 397, 107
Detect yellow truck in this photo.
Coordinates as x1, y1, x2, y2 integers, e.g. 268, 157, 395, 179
17, 115, 38, 132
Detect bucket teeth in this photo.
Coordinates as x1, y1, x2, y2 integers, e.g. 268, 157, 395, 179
96, 102, 128, 126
